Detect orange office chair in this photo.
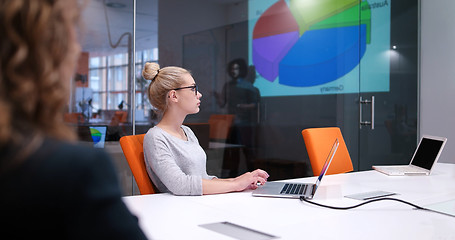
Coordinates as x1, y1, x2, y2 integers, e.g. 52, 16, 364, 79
208, 114, 235, 141
63, 113, 84, 124
301, 127, 353, 176
119, 134, 157, 195
110, 111, 128, 126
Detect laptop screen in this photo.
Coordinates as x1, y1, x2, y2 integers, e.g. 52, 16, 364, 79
411, 136, 446, 170
315, 138, 339, 187
89, 126, 107, 148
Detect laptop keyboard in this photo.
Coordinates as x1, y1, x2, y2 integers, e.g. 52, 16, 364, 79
280, 183, 307, 195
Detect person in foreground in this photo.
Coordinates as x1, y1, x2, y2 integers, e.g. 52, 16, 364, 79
142, 62, 269, 196
0, 0, 147, 239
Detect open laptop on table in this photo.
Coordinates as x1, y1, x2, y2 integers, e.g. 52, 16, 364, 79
252, 138, 339, 199
372, 135, 447, 176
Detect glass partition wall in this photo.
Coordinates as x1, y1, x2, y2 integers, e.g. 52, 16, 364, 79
73, 0, 418, 195
70, 0, 158, 194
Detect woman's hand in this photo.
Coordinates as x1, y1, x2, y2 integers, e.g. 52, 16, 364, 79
233, 169, 269, 191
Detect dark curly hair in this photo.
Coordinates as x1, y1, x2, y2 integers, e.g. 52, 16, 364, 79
227, 58, 248, 79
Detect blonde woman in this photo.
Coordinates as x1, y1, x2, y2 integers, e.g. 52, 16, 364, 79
142, 62, 269, 195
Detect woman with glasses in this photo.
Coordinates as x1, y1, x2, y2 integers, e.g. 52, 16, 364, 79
142, 62, 269, 195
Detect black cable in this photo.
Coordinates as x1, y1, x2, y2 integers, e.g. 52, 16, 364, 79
300, 197, 426, 210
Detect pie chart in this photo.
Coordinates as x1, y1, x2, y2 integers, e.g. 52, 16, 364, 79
90, 128, 102, 143
252, 0, 372, 87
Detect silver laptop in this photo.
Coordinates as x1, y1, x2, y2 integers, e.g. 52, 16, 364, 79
252, 138, 339, 199
372, 135, 447, 176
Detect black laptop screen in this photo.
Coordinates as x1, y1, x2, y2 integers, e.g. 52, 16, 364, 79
411, 138, 444, 170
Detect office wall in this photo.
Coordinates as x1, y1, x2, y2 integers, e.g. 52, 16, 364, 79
420, 0, 455, 163
158, 0, 247, 67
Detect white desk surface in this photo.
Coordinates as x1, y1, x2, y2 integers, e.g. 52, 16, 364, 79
123, 163, 455, 240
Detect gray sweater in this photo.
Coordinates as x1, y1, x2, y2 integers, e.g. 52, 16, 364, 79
143, 125, 215, 195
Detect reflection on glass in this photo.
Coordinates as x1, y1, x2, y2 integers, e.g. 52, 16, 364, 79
70, 0, 417, 195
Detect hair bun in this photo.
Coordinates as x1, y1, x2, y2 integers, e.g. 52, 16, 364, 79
142, 62, 160, 81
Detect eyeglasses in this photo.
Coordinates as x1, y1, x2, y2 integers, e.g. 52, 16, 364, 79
173, 85, 198, 95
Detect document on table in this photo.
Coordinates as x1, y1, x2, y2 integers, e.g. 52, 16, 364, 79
424, 199, 455, 217
199, 221, 278, 240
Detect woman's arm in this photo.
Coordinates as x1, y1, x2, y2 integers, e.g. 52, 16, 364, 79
202, 169, 269, 195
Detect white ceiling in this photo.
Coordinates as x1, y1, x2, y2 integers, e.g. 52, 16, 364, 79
81, 0, 158, 55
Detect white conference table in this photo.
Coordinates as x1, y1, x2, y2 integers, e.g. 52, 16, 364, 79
123, 163, 455, 240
